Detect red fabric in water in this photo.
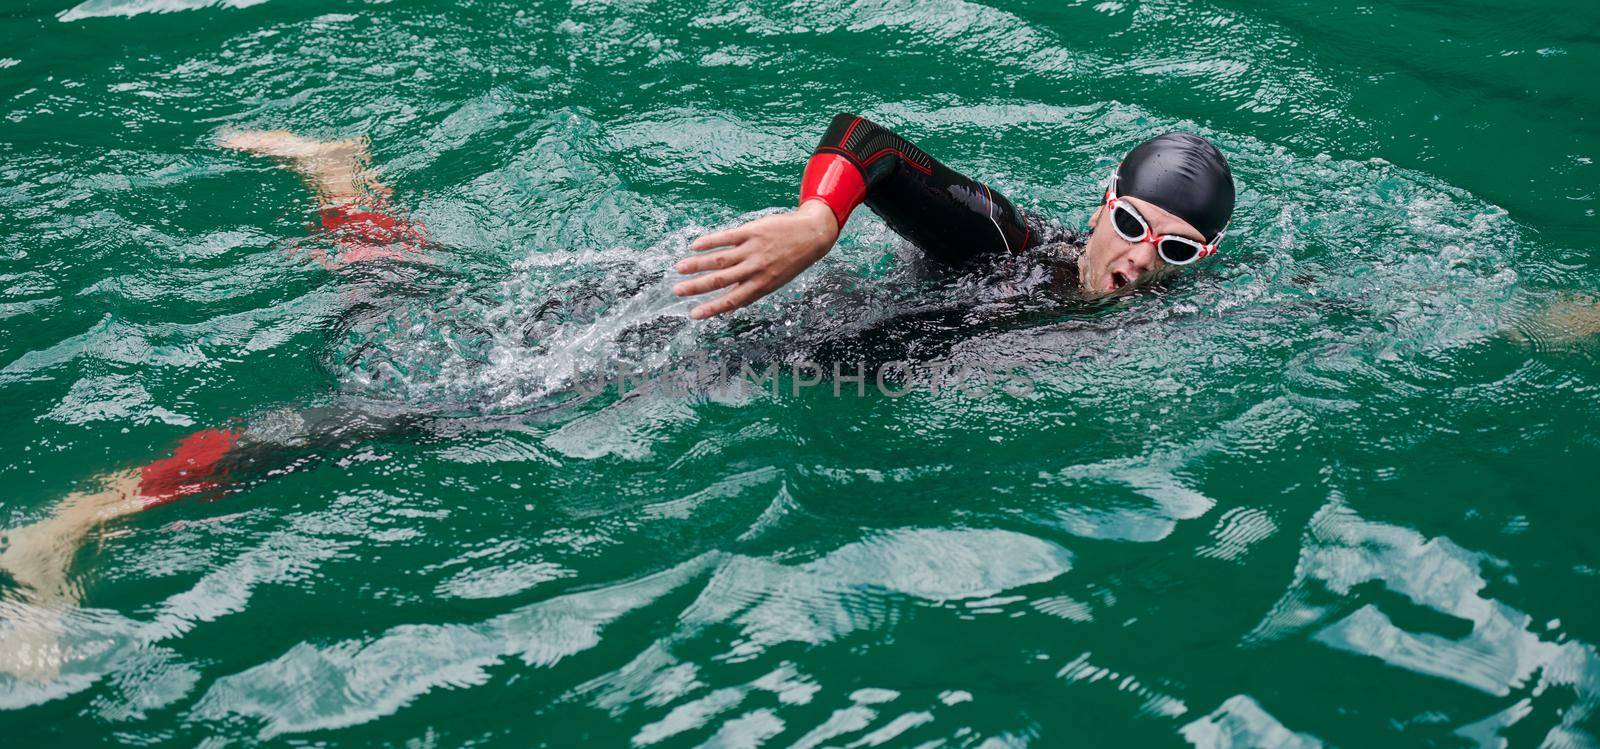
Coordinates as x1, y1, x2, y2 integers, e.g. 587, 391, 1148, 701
138, 428, 242, 509
310, 201, 430, 267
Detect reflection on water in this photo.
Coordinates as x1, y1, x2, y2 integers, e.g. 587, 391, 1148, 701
57, 0, 270, 24
1247, 498, 1600, 747
195, 555, 716, 737
13, 484, 1591, 746
1182, 694, 1321, 749
183, 528, 1070, 740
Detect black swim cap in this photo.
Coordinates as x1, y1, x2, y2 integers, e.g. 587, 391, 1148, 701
1114, 132, 1234, 243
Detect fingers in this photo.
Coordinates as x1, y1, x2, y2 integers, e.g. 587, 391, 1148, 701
692, 226, 752, 251
674, 246, 744, 275
673, 262, 756, 298
690, 281, 767, 320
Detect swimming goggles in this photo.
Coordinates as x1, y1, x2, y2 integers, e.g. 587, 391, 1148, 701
1102, 173, 1221, 265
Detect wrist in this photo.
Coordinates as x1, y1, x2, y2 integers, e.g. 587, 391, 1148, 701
798, 198, 841, 241
797, 200, 841, 263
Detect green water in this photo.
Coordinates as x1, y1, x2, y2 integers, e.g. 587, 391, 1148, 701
3, 0, 1599, 745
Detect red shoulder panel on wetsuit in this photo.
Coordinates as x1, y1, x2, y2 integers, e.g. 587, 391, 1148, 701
799, 152, 867, 231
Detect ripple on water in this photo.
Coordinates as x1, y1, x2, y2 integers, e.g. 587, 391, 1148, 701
1196, 507, 1277, 563
193, 555, 717, 738
675, 528, 1074, 655
545, 528, 1074, 744
1249, 497, 1600, 745
1181, 694, 1322, 749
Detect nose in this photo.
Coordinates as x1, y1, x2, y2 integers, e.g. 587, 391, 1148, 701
1125, 240, 1160, 274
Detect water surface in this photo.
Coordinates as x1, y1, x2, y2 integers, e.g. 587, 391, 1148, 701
2, 0, 1598, 745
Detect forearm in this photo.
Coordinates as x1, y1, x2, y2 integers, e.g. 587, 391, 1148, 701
676, 113, 1040, 319
800, 113, 1036, 263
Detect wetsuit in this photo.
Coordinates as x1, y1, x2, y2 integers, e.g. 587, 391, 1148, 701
310, 199, 431, 268
800, 113, 1076, 264
135, 406, 421, 508
135, 117, 1086, 507
136, 201, 432, 507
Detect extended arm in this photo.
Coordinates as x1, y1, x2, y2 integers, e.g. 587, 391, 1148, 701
674, 113, 1044, 319
803, 113, 1035, 263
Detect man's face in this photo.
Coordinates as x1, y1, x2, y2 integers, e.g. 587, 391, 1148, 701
1080, 195, 1205, 296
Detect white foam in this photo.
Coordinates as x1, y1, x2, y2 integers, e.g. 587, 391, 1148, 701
59, 0, 270, 22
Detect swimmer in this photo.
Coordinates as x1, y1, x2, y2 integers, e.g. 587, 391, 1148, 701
0, 118, 1231, 678
672, 113, 1237, 318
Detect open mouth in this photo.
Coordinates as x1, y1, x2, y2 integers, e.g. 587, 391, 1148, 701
1109, 270, 1131, 291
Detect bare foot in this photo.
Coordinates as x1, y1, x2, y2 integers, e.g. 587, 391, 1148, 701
219, 129, 362, 160
219, 129, 381, 204
0, 472, 140, 680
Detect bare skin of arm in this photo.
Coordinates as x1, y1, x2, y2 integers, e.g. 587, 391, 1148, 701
0, 131, 380, 681
673, 200, 839, 320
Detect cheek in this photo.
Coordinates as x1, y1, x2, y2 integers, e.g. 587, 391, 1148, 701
1085, 225, 1119, 269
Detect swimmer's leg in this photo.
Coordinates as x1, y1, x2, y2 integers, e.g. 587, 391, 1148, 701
0, 473, 143, 596
0, 470, 141, 680
220, 130, 387, 206
221, 129, 429, 267
1, 430, 228, 680
0, 407, 421, 680
2, 134, 429, 679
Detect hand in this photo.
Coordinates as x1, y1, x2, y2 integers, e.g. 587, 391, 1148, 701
674, 200, 841, 320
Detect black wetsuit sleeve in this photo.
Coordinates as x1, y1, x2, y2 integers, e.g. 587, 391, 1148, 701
814, 113, 1050, 264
